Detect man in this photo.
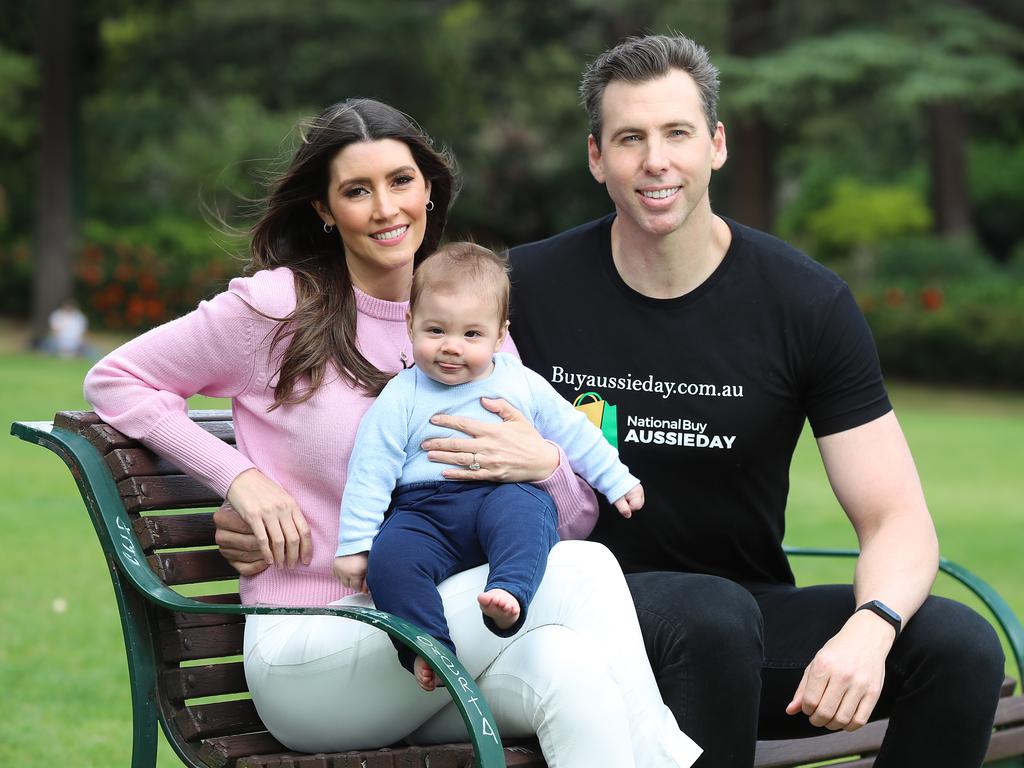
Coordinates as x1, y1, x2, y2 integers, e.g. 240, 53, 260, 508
217, 34, 1004, 767
501, 34, 1003, 766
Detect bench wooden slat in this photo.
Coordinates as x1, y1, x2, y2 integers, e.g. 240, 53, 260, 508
54, 409, 232, 431
107, 447, 183, 480
82, 422, 137, 452
175, 698, 263, 741
164, 661, 248, 701
197, 732, 287, 768
148, 549, 238, 585
996, 691, 1024, 726
135, 512, 218, 550
230, 741, 548, 768
1001, 675, 1018, 698
753, 719, 886, 768
162, 622, 244, 663
989, 694, 1024, 761
121, 475, 224, 512
78, 420, 235, 456
160, 607, 245, 631
53, 410, 103, 429
238, 744, 487, 768
990, 727, 1024, 762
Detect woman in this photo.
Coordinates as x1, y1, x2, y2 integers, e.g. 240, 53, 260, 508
84, 99, 699, 767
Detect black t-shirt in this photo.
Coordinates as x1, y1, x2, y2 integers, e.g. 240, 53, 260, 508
509, 214, 892, 585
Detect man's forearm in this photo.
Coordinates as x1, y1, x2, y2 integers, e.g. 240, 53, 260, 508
852, 507, 938, 628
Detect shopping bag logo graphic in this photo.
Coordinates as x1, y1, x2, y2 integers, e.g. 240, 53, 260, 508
573, 391, 619, 449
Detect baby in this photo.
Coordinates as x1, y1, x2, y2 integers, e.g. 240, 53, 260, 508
333, 242, 643, 690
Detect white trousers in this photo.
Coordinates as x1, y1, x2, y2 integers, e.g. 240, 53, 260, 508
244, 540, 701, 768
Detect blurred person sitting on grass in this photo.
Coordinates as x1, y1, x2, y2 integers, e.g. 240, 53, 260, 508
41, 298, 95, 358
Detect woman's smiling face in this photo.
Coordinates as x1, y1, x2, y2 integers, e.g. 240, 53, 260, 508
314, 139, 432, 299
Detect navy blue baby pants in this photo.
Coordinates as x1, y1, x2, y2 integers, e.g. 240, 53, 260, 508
365, 480, 559, 673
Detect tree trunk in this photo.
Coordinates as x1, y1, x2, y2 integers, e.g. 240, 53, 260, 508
726, 0, 777, 231
926, 101, 972, 238
30, 0, 75, 345
728, 118, 775, 231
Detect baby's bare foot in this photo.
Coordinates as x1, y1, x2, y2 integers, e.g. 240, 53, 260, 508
478, 588, 521, 631
414, 656, 437, 692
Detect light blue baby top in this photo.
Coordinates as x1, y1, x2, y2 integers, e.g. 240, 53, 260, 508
336, 353, 638, 555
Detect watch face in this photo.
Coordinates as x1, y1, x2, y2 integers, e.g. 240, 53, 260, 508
860, 600, 902, 635
872, 600, 901, 622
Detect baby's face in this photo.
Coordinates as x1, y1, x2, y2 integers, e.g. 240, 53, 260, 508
407, 287, 506, 385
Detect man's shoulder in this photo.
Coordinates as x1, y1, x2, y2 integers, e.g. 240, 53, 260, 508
726, 217, 847, 294
509, 214, 614, 274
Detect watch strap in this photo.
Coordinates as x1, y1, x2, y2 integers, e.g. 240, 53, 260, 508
856, 600, 902, 637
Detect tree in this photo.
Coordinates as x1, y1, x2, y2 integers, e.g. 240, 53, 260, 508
721, 1, 1024, 241
30, 0, 75, 344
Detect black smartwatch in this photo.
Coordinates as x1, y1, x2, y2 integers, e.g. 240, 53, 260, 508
856, 600, 902, 637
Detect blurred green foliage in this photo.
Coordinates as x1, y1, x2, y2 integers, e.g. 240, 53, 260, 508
806, 179, 932, 249
1, 0, 1023, 386
861, 281, 1024, 387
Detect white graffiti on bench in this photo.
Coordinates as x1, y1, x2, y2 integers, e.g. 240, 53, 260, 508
114, 515, 142, 567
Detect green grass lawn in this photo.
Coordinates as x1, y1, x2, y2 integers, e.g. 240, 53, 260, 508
2, 348, 1022, 767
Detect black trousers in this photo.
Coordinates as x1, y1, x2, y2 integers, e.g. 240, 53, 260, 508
626, 571, 1006, 768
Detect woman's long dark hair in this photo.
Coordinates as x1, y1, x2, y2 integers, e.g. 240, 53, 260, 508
248, 99, 456, 405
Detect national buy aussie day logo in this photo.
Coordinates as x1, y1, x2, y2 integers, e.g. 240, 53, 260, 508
573, 392, 620, 448
562, 366, 740, 452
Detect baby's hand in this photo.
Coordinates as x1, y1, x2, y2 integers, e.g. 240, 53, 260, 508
612, 484, 645, 519
333, 553, 369, 594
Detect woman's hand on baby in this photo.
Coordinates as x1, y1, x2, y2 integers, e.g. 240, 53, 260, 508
225, 468, 312, 569
422, 397, 560, 482
613, 484, 645, 518
333, 553, 369, 594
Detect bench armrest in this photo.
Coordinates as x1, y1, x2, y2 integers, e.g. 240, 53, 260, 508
12, 419, 506, 768
785, 546, 1024, 687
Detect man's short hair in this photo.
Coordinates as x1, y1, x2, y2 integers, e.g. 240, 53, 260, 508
411, 242, 511, 326
580, 33, 720, 147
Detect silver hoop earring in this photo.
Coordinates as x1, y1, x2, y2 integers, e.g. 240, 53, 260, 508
425, 200, 435, 212
323, 222, 334, 234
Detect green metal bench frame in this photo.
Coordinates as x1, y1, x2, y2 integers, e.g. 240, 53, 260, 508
784, 547, 1024, 689
11, 417, 506, 768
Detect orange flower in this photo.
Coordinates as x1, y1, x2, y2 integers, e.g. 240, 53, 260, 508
78, 263, 103, 285
920, 286, 943, 311
145, 298, 165, 321
884, 288, 904, 308
138, 273, 160, 294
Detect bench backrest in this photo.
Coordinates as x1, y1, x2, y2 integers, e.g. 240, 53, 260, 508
52, 409, 279, 766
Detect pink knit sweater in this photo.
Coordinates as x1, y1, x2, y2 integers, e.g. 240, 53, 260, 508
84, 267, 598, 607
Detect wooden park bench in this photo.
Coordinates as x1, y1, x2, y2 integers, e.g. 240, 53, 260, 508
11, 409, 1024, 768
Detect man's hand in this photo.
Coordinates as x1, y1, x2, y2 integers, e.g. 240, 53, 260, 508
421, 397, 560, 482
785, 610, 895, 731
223, 468, 312, 569
612, 483, 644, 518
213, 503, 272, 576
333, 553, 369, 594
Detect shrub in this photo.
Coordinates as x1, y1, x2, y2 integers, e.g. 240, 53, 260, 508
0, 238, 33, 317
74, 218, 243, 331
874, 234, 996, 282
860, 279, 1024, 388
